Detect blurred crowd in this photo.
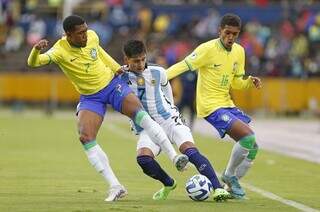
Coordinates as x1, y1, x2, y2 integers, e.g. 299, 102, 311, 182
1, 0, 320, 78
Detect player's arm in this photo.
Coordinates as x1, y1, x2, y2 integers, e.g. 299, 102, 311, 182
166, 60, 189, 81
231, 47, 262, 90
98, 46, 121, 73
232, 75, 262, 89
231, 75, 255, 89
166, 43, 208, 80
27, 39, 53, 67
160, 69, 174, 103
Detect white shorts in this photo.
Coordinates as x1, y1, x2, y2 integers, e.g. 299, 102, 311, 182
136, 116, 194, 156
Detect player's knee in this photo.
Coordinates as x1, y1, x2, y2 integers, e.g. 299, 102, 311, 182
137, 147, 155, 157
248, 142, 259, 160
79, 133, 96, 144
179, 141, 196, 154
239, 134, 256, 149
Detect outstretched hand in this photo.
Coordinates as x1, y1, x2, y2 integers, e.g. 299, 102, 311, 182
250, 76, 262, 89
34, 39, 49, 51
115, 65, 129, 76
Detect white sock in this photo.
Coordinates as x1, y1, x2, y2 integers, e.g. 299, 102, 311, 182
139, 115, 177, 161
85, 144, 121, 187
235, 158, 253, 179
225, 142, 249, 177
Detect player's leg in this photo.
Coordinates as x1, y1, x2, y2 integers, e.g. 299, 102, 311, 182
170, 124, 229, 201
225, 120, 254, 177
235, 142, 259, 179
225, 108, 258, 179
122, 93, 179, 160
136, 132, 176, 200
107, 77, 183, 166
77, 109, 127, 201
222, 120, 256, 198
173, 125, 221, 189
205, 108, 255, 198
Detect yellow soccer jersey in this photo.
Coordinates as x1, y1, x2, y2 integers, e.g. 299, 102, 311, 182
27, 30, 120, 95
167, 38, 254, 117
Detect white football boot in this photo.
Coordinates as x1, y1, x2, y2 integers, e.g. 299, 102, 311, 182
105, 185, 128, 202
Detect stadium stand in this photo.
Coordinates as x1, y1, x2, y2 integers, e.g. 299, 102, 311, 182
0, 0, 320, 113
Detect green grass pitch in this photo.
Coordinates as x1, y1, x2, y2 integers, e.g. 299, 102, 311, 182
0, 112, 319, 211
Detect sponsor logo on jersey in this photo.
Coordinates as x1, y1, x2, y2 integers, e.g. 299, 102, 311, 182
208, 63, 222, 70
70, 57, 78, 62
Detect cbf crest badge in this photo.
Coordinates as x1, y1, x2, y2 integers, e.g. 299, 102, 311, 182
90, 48, 97, 60
232, 62, 238, 72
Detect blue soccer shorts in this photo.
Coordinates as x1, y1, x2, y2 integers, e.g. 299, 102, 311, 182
205, 107, 251, 138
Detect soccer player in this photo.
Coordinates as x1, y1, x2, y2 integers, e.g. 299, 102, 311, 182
27, 15, 188, 202
166, 13, 262, 199
120, 40, 230, 201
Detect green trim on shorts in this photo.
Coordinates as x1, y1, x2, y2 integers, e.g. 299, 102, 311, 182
239, 134, 255, 149
83, 140, 97, 150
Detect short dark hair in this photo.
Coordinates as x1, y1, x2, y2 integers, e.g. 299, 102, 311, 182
123, 40, 146, 58
63, 15, 85, 32
220, 13, 241, 28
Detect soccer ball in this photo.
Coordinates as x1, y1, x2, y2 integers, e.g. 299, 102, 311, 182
185, 174, 213, 201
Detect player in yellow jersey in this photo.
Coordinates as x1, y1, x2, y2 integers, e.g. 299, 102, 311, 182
167, 13, 262, 199
27, 15, 188, 202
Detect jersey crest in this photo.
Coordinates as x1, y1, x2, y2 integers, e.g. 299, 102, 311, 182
137, 76, 145, 86
233, 62, 238, 72
151, 79, 156, 86
90, 48, 97, 60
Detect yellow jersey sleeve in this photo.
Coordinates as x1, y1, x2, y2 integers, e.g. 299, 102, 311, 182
184, 43, 210, 71
166, 43, 209, 80
166, 60, 189, 80
27, 46, 61, 67
231, 46, 254, 89
98, 46, 120, 73
28, 30, 120, 95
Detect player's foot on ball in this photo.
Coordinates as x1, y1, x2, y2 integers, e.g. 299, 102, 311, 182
173, 154, 189, 172
105, 185, 128, 202
221, 172, 245, 199
153, 179, 177, 200
212, 188, 230, 202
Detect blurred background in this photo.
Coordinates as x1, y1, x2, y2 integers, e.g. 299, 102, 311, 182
1, 2, 320, 210
0, 0, 320, 117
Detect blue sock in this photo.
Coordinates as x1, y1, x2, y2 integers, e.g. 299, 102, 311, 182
184, 147, 222, 189
137, 155, 174, 187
